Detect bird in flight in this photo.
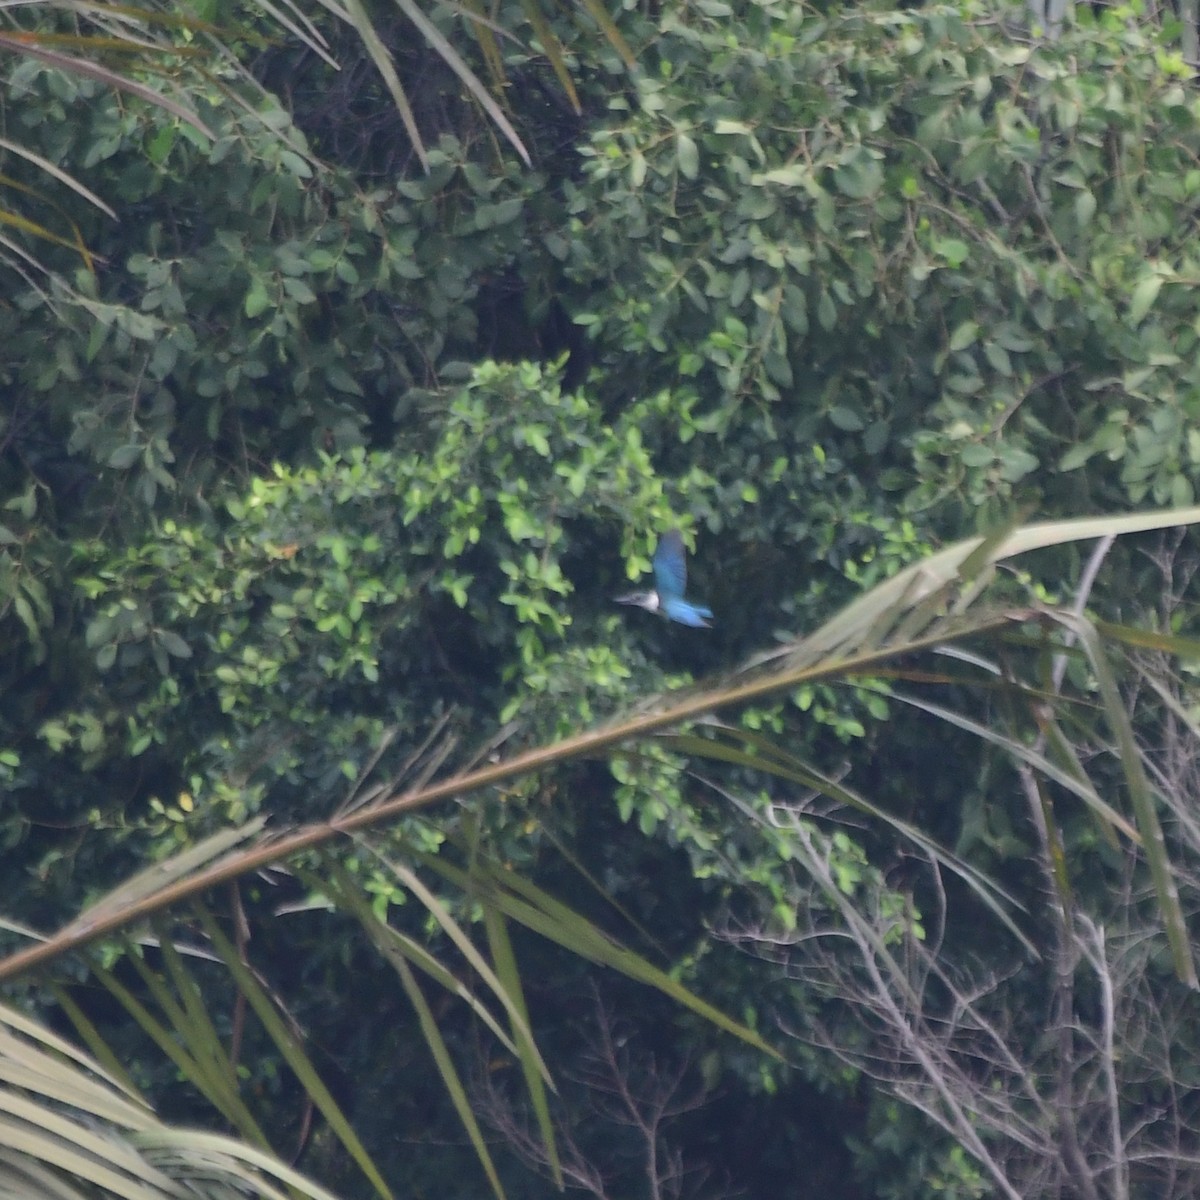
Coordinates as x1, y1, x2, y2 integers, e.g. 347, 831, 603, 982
616, 530, 713, 628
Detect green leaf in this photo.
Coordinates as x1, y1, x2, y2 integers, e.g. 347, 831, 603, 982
829, 405, 865, 432
157, 630, 192, 659
817, 290, 836, 330
754, 164, 810, 188
933, 237, 969, 267
278, 150, 313, 178
282, 276, 316, 304
243, 280, 271, 318
676, 131, 700, 180
959, 443, 994, 466
1059, 443, 1095, 471
832, 157, 882, 199
948, 320, 980, 352
1128, 274, 1163, 326
983, 341, 1013, 376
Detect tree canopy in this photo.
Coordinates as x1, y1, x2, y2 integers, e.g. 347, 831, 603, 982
4, 0, 1200, 1196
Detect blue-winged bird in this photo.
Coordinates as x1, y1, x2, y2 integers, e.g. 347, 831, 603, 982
616, 530, 713, 628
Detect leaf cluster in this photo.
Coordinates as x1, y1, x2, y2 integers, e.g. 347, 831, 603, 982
563, 0, 1200, 528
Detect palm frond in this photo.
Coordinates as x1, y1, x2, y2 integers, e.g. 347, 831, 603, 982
3, 509, 1200, 986
0, 1002, 344, 1200
3, 507, 1200, 1200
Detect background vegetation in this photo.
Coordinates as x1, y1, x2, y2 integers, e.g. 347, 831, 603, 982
4, 0, 1200, 1196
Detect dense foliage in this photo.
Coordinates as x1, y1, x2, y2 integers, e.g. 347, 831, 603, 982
4, 0, 1200, 1196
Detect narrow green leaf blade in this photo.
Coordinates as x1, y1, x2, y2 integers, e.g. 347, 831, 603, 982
483, 906, 562, 1188
1059, 615, 1198, 989
192, 906, 396, 1199
391, 952, 508, 1200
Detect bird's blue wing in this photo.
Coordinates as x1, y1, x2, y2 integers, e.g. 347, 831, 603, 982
653, 530, 687, 602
